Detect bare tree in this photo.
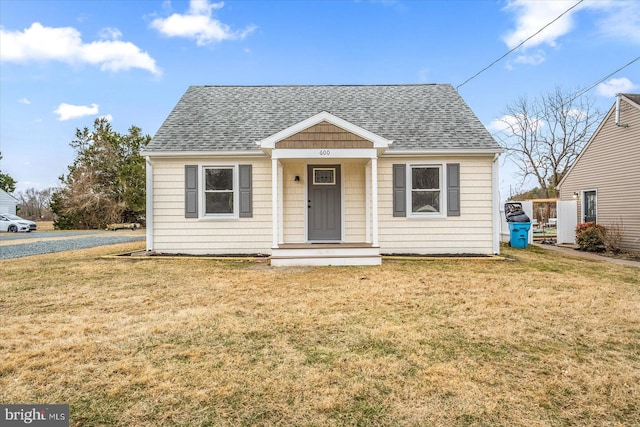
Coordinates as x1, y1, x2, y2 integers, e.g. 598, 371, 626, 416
495, 87, 603, 198
16, 187, 55, 220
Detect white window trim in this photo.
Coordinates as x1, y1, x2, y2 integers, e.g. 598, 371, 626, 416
407, 163, 446, 219
199, 163, 239, 220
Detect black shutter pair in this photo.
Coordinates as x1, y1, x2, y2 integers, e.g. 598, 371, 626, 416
184, 165, 252, 218
393, 163, 460, 217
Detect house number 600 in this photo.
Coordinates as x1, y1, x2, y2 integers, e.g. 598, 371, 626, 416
319, 149, 330, 156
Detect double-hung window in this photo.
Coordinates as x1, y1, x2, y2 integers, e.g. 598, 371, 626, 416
410, 165, 442, 216
204, 167, 235, 216
185, 163, 252, 219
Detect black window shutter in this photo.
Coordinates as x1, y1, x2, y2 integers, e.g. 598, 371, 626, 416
185, 165, 198, 218
447, 163, 460, 216
393, 164, 406, 217
239, 164, 252, 218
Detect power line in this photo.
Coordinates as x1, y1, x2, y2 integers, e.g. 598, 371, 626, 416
571, 56, 640, 101
489, 55, 640, 139
456, 0, 584, 92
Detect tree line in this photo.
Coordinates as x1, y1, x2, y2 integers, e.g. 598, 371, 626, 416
1, 119, 149, 229
51, 118, 150, 229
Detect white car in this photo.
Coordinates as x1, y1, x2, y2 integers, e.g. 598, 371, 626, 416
0, 214, 37, 232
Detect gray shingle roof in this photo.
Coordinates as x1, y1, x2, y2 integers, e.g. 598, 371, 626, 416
622, 93, 640, 106
147, 84, 500, 152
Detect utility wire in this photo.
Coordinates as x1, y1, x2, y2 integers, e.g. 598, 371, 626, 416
456, 0, 584, 92
571, 55, 640, 101
489, 55, 640, 139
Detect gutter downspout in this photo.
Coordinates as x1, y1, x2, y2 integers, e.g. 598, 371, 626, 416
146, 157, 153, 251
492, 153, 500, 254
616, 94, 630, 128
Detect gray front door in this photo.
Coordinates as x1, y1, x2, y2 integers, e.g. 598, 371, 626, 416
308, 165, 341, 241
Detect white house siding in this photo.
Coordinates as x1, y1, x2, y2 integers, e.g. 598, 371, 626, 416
0, 190, 18, 215
151, 155, 496, 255
559, 98, 640, 252
151, 157, 273, 255
377, 156, 495, 254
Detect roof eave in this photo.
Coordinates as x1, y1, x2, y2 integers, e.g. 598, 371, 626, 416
383, 148, 503, 156
142, 150, 266, 158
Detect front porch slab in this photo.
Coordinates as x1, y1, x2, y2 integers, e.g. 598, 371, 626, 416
270, 243, 381, 267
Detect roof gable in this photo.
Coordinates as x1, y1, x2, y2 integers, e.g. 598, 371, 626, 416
621, 93, 640, 108
559, 94, 640, 189
147, 84, 500, 153
259, 111, 391, 150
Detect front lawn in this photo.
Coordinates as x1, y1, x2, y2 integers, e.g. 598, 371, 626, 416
1, 243, 638, 426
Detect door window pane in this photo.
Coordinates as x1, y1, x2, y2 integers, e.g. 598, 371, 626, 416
314, 168, 335, 185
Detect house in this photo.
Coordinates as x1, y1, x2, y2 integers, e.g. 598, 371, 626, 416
142, 85, 503, 266
558, 93, 640, 253
0, 189, 18, 215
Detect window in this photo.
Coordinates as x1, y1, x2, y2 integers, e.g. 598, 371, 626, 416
204, 167, 235, 215
313, 168, 336, 185
185, 164, 252, 219
410, 165, 442, 215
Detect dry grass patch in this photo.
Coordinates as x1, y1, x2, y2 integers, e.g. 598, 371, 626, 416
1, 243, 639, 426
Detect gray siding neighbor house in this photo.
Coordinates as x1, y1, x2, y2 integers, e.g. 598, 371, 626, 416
558, 93, 640, 253
143, 84, 503, 266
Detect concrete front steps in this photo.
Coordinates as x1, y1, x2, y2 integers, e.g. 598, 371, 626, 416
269, 243, 381, 266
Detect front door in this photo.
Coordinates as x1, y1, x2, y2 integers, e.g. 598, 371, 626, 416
308, 165, 341, 241
583, 190, 597, 222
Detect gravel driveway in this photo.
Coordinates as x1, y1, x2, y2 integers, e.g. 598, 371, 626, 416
0, 231, 145, 259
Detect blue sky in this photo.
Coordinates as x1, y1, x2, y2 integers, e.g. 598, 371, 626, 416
1, 0, 639, 199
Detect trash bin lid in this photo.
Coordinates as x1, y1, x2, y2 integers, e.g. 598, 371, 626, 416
504, 202, 523, 213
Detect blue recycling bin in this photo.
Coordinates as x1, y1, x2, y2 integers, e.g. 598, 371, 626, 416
508, 222, 531, 249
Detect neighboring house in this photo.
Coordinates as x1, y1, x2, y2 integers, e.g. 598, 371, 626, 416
0, 189, 18, 215
143, 85, 503, 266
558, 93, 640, 253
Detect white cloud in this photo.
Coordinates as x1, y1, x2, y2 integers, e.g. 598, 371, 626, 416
501, 0, 640, 68
18, 97, 31, 105
98, 27, 123, 41
53, 103, 99, 121
502, 0, 581, 50
591, 0, 640, 44
597, 77, 639, 97
489, 114, 544, 134
0, 22, 160, 75
513, 50, 546, 66
98, 114, 113, 122
150, 0, 256, 46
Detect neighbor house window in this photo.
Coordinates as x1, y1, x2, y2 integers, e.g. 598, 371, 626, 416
204, 167, 235, 215
410, 165, 442, 215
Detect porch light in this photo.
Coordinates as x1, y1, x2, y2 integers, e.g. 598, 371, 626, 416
294, 175, 300, 182
573, 192, 579, 199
